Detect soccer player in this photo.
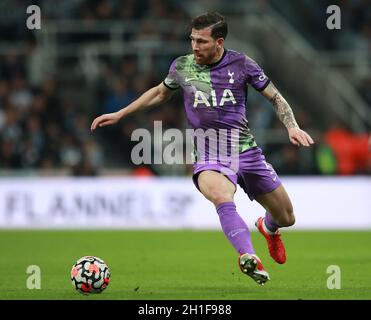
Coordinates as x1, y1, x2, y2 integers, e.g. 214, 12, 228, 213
91, 12, 314, 285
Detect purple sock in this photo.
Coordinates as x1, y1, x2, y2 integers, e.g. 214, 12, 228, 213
216, 202, 255, 255
264, 211, 281, 233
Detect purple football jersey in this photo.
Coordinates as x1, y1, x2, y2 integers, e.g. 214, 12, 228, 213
164, 49, 270, 162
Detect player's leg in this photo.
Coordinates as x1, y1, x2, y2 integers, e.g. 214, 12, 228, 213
197, 170, 236, 205
255, 184, 295, 229
196, 170, 269, 285
254, 184, 294, 264
236, 147, 291, 264
197, 170, 254, 254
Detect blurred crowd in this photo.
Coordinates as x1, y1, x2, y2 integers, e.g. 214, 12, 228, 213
270, 0, 371, 108
0, 0, 187, 40
0, 0, 370, 176
0, 0, 188, 176
0, 54, 103, 175
269, 0, 371, 51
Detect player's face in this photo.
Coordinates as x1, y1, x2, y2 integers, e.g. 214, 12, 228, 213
190, 28, 222, 65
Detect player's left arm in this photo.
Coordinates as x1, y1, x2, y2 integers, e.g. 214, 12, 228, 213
261, 82, 314, 147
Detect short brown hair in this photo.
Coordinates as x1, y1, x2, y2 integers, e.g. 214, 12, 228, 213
190, 12, 228, 40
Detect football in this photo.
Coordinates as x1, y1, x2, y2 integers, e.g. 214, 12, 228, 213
71, 256, 111, 294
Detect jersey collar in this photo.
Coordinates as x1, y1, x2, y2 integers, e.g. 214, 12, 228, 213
206, 48, 227, 68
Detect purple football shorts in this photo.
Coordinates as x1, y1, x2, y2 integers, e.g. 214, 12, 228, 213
192, 147, 282, 201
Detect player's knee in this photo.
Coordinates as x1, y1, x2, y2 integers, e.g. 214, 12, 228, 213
276, 207, 295, 227
283, 207, 295, 227
285, 212, 295, 227
208, 190, 233, 206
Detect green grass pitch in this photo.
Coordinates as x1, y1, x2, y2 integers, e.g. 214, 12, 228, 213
0, 230, 370, 300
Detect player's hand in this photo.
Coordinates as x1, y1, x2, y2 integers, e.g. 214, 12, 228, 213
91, 112, 121, 131
287, 127, 314, 147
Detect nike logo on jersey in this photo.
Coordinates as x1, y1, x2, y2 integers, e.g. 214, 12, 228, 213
185, 77, 197, 82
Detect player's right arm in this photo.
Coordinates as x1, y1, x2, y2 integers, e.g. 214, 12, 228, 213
90, 82, 175, 131
243, 54, 314, 147
261, 82, 314, 147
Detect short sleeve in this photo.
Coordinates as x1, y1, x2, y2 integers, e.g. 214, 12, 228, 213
163, 59, 180, 90
244, 55, 270, 92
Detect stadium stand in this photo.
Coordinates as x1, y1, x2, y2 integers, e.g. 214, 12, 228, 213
0, 0, 369, 176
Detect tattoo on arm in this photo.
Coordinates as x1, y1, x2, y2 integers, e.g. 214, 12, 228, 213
268, 85, 299, 129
